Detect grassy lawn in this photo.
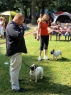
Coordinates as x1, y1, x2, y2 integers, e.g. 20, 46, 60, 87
0, 38, 6, 43
0, 28, 71, 95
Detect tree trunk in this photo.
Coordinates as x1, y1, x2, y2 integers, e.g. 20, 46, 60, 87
24, 8, 27, 18
38, 7, 40, 17
41, 7, 45, 15
41, 1, 45, 15
31, 0, 36, 25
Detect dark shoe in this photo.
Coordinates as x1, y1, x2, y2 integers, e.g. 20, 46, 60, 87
18, 88, 25, 92
19, 78, 23, 82
12, 88, 25, 92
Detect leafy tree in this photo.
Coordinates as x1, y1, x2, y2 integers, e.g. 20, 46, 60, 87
0, 0, 71, 25
0, 0, 17, 12
14, 0, 31, 17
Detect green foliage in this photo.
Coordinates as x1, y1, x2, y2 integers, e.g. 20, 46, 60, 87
0, 0, 71, 15
0, 0, 31, 12
0, 0, 15, 11
0, 0, 71, 12
57, 5, 71, 12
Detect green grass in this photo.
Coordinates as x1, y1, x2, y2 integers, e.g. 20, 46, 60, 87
0, 29, 71, 95
0, 38, 6, 43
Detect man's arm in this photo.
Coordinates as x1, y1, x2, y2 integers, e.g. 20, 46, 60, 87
7, 25, 24, 41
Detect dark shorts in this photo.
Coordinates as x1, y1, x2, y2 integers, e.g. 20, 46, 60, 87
40, 35, 49, 50
58, 33, 61, 36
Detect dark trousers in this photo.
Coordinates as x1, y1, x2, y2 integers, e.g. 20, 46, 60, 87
40, 35, 49, 50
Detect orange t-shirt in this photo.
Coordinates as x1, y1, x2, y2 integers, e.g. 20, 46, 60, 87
40, 21, 49, 36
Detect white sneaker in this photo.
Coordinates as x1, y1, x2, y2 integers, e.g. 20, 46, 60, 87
44, 56, 49, 60
38, 56, 41, 61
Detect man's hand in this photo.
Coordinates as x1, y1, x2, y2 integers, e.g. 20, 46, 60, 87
19, 25, 24, 31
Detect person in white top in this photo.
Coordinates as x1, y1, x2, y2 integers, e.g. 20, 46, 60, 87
63, 23, 70, 41
0, 17, 5, 39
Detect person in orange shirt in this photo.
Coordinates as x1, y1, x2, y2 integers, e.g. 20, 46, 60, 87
37, 14, 50, 61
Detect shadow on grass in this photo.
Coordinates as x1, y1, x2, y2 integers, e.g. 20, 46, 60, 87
21, 68, 71, 95
57, 57, 71, 62
27, 77, 71, 95
21, 55, 71, 95
53, 39, 70, 42
58, 40, 70, 42
49, 57, 71, 62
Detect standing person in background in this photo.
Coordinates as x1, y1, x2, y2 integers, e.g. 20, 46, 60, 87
37, 14, 50, 61
4, 20, 8, 38
0, 17, 5, 39
37, 14, 43, 23
6, 13, 27, 92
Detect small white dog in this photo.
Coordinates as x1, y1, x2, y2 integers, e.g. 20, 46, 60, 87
29, 64, 43, 82
50, 49, 62, 60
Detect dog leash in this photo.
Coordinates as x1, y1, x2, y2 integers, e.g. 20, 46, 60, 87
22, 60, 29, 67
